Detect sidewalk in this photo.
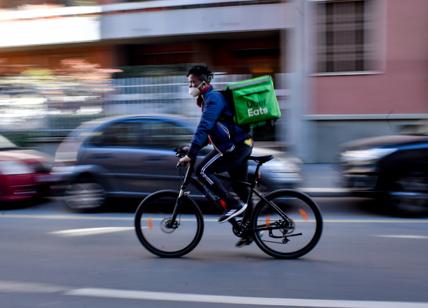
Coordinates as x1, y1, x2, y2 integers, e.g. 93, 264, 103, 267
298, 164, 350, 197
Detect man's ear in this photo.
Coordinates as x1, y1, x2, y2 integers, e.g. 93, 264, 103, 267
203, 81, 211, 91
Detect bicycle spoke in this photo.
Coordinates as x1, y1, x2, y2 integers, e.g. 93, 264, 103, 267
135, 191, 204, 258
252, 189, 323, 259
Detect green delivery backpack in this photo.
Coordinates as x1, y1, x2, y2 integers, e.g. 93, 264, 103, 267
223, 75, 281, 127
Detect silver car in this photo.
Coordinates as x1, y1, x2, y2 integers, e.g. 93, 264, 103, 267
53, 114, 301, 211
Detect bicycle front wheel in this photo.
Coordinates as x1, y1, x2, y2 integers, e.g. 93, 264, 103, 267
134, 190, 204, 258
252, 189, 323, 259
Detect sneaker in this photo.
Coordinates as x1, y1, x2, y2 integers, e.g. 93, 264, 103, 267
235, 236, 253, 247
218, 202, 248, 223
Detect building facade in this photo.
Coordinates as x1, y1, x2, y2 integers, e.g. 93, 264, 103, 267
309, 0, 428, 162
0, 0, 426, 162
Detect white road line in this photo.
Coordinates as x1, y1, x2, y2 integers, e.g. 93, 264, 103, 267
50, 227, 134, 237
65, 288, 428, 308
374, 235, 428, 240
302, 188, 349, 193
322, 219, 428, 224
0, 214, 133, 221
0, 281, 66, 293
2, 213, 428, 224
0, 280, 427, 308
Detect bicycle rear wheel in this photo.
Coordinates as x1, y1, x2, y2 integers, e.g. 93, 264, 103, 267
251, 189, 323, 259
134, 190, 204, 258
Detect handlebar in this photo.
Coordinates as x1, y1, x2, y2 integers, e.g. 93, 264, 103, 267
175, 146, 189, 158
175, 146, 191, 168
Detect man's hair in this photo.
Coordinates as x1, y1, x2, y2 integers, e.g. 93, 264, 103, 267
187, 65, 213, 83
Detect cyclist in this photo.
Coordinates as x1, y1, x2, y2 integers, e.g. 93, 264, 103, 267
178, 65, 254, 229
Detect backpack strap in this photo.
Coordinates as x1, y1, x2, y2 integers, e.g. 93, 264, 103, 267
218, 89, 253, 138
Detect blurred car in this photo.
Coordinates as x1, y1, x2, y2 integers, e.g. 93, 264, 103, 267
53, 114, 301, 211
0, 134, 53, 203
340, 134, 428, 216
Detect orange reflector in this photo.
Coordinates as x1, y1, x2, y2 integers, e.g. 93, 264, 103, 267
147, 218, 153, 230
299, 209, 309, 221
265, 215, 270, 226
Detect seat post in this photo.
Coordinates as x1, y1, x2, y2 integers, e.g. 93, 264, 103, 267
251, 163, 262, 189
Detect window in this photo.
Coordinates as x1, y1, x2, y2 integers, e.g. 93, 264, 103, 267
315, 0, 372, 73
140, 120, 192, 149
88, 119, 192, 149
88, 121, 142, 148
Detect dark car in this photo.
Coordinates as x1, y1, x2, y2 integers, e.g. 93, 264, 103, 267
0, 134, 52, 203
53, 114, 301, 211
340, 134, 428, 216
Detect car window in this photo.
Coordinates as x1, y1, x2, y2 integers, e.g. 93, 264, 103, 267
140, 120, 192, 149
86, 119, 192, 149
87, 121, 142, 147
0, 135, 18, 150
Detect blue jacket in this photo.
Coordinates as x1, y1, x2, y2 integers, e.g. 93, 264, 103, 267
188, 87, 251, 160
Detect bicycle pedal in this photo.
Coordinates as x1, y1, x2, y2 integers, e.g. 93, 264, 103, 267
235, 237, 253, 248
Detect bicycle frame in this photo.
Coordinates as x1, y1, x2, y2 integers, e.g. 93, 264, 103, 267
135, 153, 322, 259
170, 160, 291, 232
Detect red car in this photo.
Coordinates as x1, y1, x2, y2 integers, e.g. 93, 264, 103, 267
0, 135, 52, 202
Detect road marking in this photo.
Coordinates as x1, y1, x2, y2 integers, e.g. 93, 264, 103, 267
0, 214, 133, 221
302, 188, 349, 193
0, 281, 66, 293
0, 280, 427, 307
2, 213, 428, 224
374, 235, 428, 240
65, 288, 428, 308
323, 219, 428, 224
50, 227, 134, 237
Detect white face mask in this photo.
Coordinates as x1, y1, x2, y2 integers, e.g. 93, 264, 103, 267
188, 87, 200, 97
188, 81, 206, 97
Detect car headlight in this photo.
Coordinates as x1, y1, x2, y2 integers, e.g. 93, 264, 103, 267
0, 161, 33, 175
341, 148, 397, 163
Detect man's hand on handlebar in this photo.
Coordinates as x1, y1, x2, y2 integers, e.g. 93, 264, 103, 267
177, 155, 192, 167
175, 146, 189, 157
175, 146, 191, 167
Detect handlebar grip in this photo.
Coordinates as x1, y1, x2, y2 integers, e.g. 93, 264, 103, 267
175, 146, 189, 158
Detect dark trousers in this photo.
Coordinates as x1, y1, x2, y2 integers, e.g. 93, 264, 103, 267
196, 143, 253, 207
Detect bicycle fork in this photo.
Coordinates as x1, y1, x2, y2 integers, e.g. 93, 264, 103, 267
168, 162, 195, 227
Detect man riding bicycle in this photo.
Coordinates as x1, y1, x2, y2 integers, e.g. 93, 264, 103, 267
135, 69, 323, 256
178, 65, 254, 232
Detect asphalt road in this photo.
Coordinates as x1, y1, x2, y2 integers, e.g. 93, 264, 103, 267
1, 198, 428, 308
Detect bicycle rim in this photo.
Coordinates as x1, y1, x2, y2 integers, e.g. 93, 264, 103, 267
134, 190, 204, 258
252, 189, 323, 259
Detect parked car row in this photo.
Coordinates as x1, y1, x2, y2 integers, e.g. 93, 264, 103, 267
0, 135, 52, 203
340, 133, 428, 216
2, 114, 427, 217
51, 114, 301, 211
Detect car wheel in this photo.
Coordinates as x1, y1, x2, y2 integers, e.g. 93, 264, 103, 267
385, 170, 428, 217
64, 176, 106, 212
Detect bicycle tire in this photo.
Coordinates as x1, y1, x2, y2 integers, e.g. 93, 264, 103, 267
251, 189, 323, 259
134, 190, 204, 258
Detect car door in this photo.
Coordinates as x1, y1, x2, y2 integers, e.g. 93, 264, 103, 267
81, 117, 194, 196
131, 118, 194, 193
80, 119, 147, 194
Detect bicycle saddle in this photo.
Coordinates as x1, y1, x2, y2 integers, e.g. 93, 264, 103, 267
248, 155, 274, 164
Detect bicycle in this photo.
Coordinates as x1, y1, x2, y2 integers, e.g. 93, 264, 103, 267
134, 148, 323, 259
